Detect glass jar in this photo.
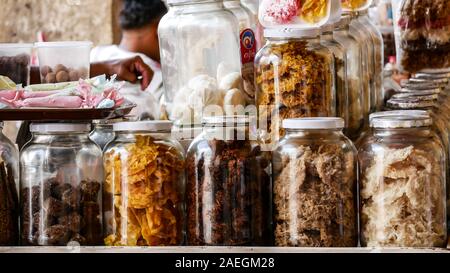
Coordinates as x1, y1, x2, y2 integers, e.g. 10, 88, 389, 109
103, 121, 185, 246
0, 122, 19, 246
89, 121, 115, 151
359, 114, 447, 247
186, 116, 272, 245
159, 0, 243, 126
357, 9, 385, 111
321, 23, 363, 140
255, 28, 336, 144
273, 118, 358, 247
333, 17, 367, 130
20, 123, 103, 246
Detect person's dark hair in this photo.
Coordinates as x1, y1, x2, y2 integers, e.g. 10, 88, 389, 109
120, 0, 168, 30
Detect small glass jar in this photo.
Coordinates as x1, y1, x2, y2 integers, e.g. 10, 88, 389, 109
186, 116, 272, 246
103, 121, 185, 246
20, 123, 103, 246
359, 114, 447, 247
0, 122, 19, 246
333, 17, 367, 130
321, 23, 363, 140
89, 121, 115, 151
255, 28, 336, 143
158, 0, 243, 125
357, 9, 385, 111
273, 118, 358, 247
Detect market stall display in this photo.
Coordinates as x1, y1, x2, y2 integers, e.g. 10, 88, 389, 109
273, 118, 358, 247
0, 122, 19, 246
0, 44, 33, 87
103, 121, 185, 246
358, 114, 447, 247
186, 116, 272, 246
20, 123, 103, 246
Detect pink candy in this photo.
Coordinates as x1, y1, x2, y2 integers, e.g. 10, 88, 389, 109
264, 0, 300, 24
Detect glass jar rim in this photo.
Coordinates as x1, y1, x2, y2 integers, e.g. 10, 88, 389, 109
283, 117, 345, 130
264, 28, 321, 39
386, 99, 437, 109
391, 93, 440, 100
30, 123, 91, 133
113, 120, 173, 132
167, 0, 219, 6
202, 115, 252, 127
369, 110, 430, 122
370, 115, 433, 129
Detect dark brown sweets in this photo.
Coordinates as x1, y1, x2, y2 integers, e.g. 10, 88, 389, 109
41, 64, 89, 83
273, 144, 357, 247
0, 54, 30, 85
21, 178, 102, 246
0, 160, 19, 245
186, 139, 272, 246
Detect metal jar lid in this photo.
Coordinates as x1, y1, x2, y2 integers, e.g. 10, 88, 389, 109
370, 115, 433, 129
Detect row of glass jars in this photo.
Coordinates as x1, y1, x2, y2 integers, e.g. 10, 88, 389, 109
1, 114, 447, 247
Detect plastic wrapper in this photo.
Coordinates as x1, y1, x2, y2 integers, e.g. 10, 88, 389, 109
259, 0, 332, 28
394, 0, 450, 72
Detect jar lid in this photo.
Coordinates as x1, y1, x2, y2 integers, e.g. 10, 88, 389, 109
282, 117, 345, 129
386, 99, 436, 110
391, 93, 439, 100
369, 110, 430, 121
415, 72, 450, 80
113, 120, 173, 132
30, 123, 91, 133
371, 115, 433, 129
264, 28, 321, 38
400, 79, 443, 90
399, 87, 442, 94
0, 43, 34, 49
411, 77, 449, 85
419, 68, 450, 74
202, 115, 251, 126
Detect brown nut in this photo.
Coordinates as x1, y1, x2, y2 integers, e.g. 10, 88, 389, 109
69, 70, 80, 82
56, 70, 69, 83
45, 72, 57, 83
40, 65, 52, 77
54, 64, 68, 74
78, 67, 89, 79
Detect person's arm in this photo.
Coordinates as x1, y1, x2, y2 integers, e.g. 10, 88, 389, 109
30, 56, 154, 90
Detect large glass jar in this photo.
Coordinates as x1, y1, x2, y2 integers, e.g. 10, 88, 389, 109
103, 121, 185, 246
273, 118, 358, 247
358, 114, 447, 247
20, 123, 103, 246
357, 9, 385, 111
0, 122, 19, 246
321, 23, 363, 140
255, 28, 336, 144
333, 17, 366, 133
186, 116, 272, 246
159, 0, 243, 126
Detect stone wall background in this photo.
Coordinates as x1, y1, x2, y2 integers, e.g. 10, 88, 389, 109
0, 0, 123, 45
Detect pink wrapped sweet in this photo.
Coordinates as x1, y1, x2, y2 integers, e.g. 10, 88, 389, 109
264, 0, 300, 24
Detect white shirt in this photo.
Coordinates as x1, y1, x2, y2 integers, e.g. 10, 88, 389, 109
90, 45, 163, 120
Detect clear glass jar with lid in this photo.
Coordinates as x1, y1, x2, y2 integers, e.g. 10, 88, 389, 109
273, 117, 358, 247
186, 116, 272, 246
255, 28, 336, 143
321, 22, 363, 140
356, 9, 385, 111
0, 122, 19, 246
103, 121, 185, 246
359, 113, 447, 247
20, 123, 103, 246
333, 17, 367, 130
158, 0, 244, 126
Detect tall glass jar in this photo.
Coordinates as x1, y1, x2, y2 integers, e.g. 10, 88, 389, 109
0, 122, 19, 246
103, 121, 185, 246
334, 17, 367, 129
359, 114, 447, 247
158, 0, 243, 126
357, 9, 385, 111
273, 118, 358, 247
186, 116, 272, 246
255, 28, 336, 144
20, 123, 103, 246
321, 23, 363, 140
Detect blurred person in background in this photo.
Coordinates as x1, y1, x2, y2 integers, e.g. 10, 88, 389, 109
91, 0, 168, 120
